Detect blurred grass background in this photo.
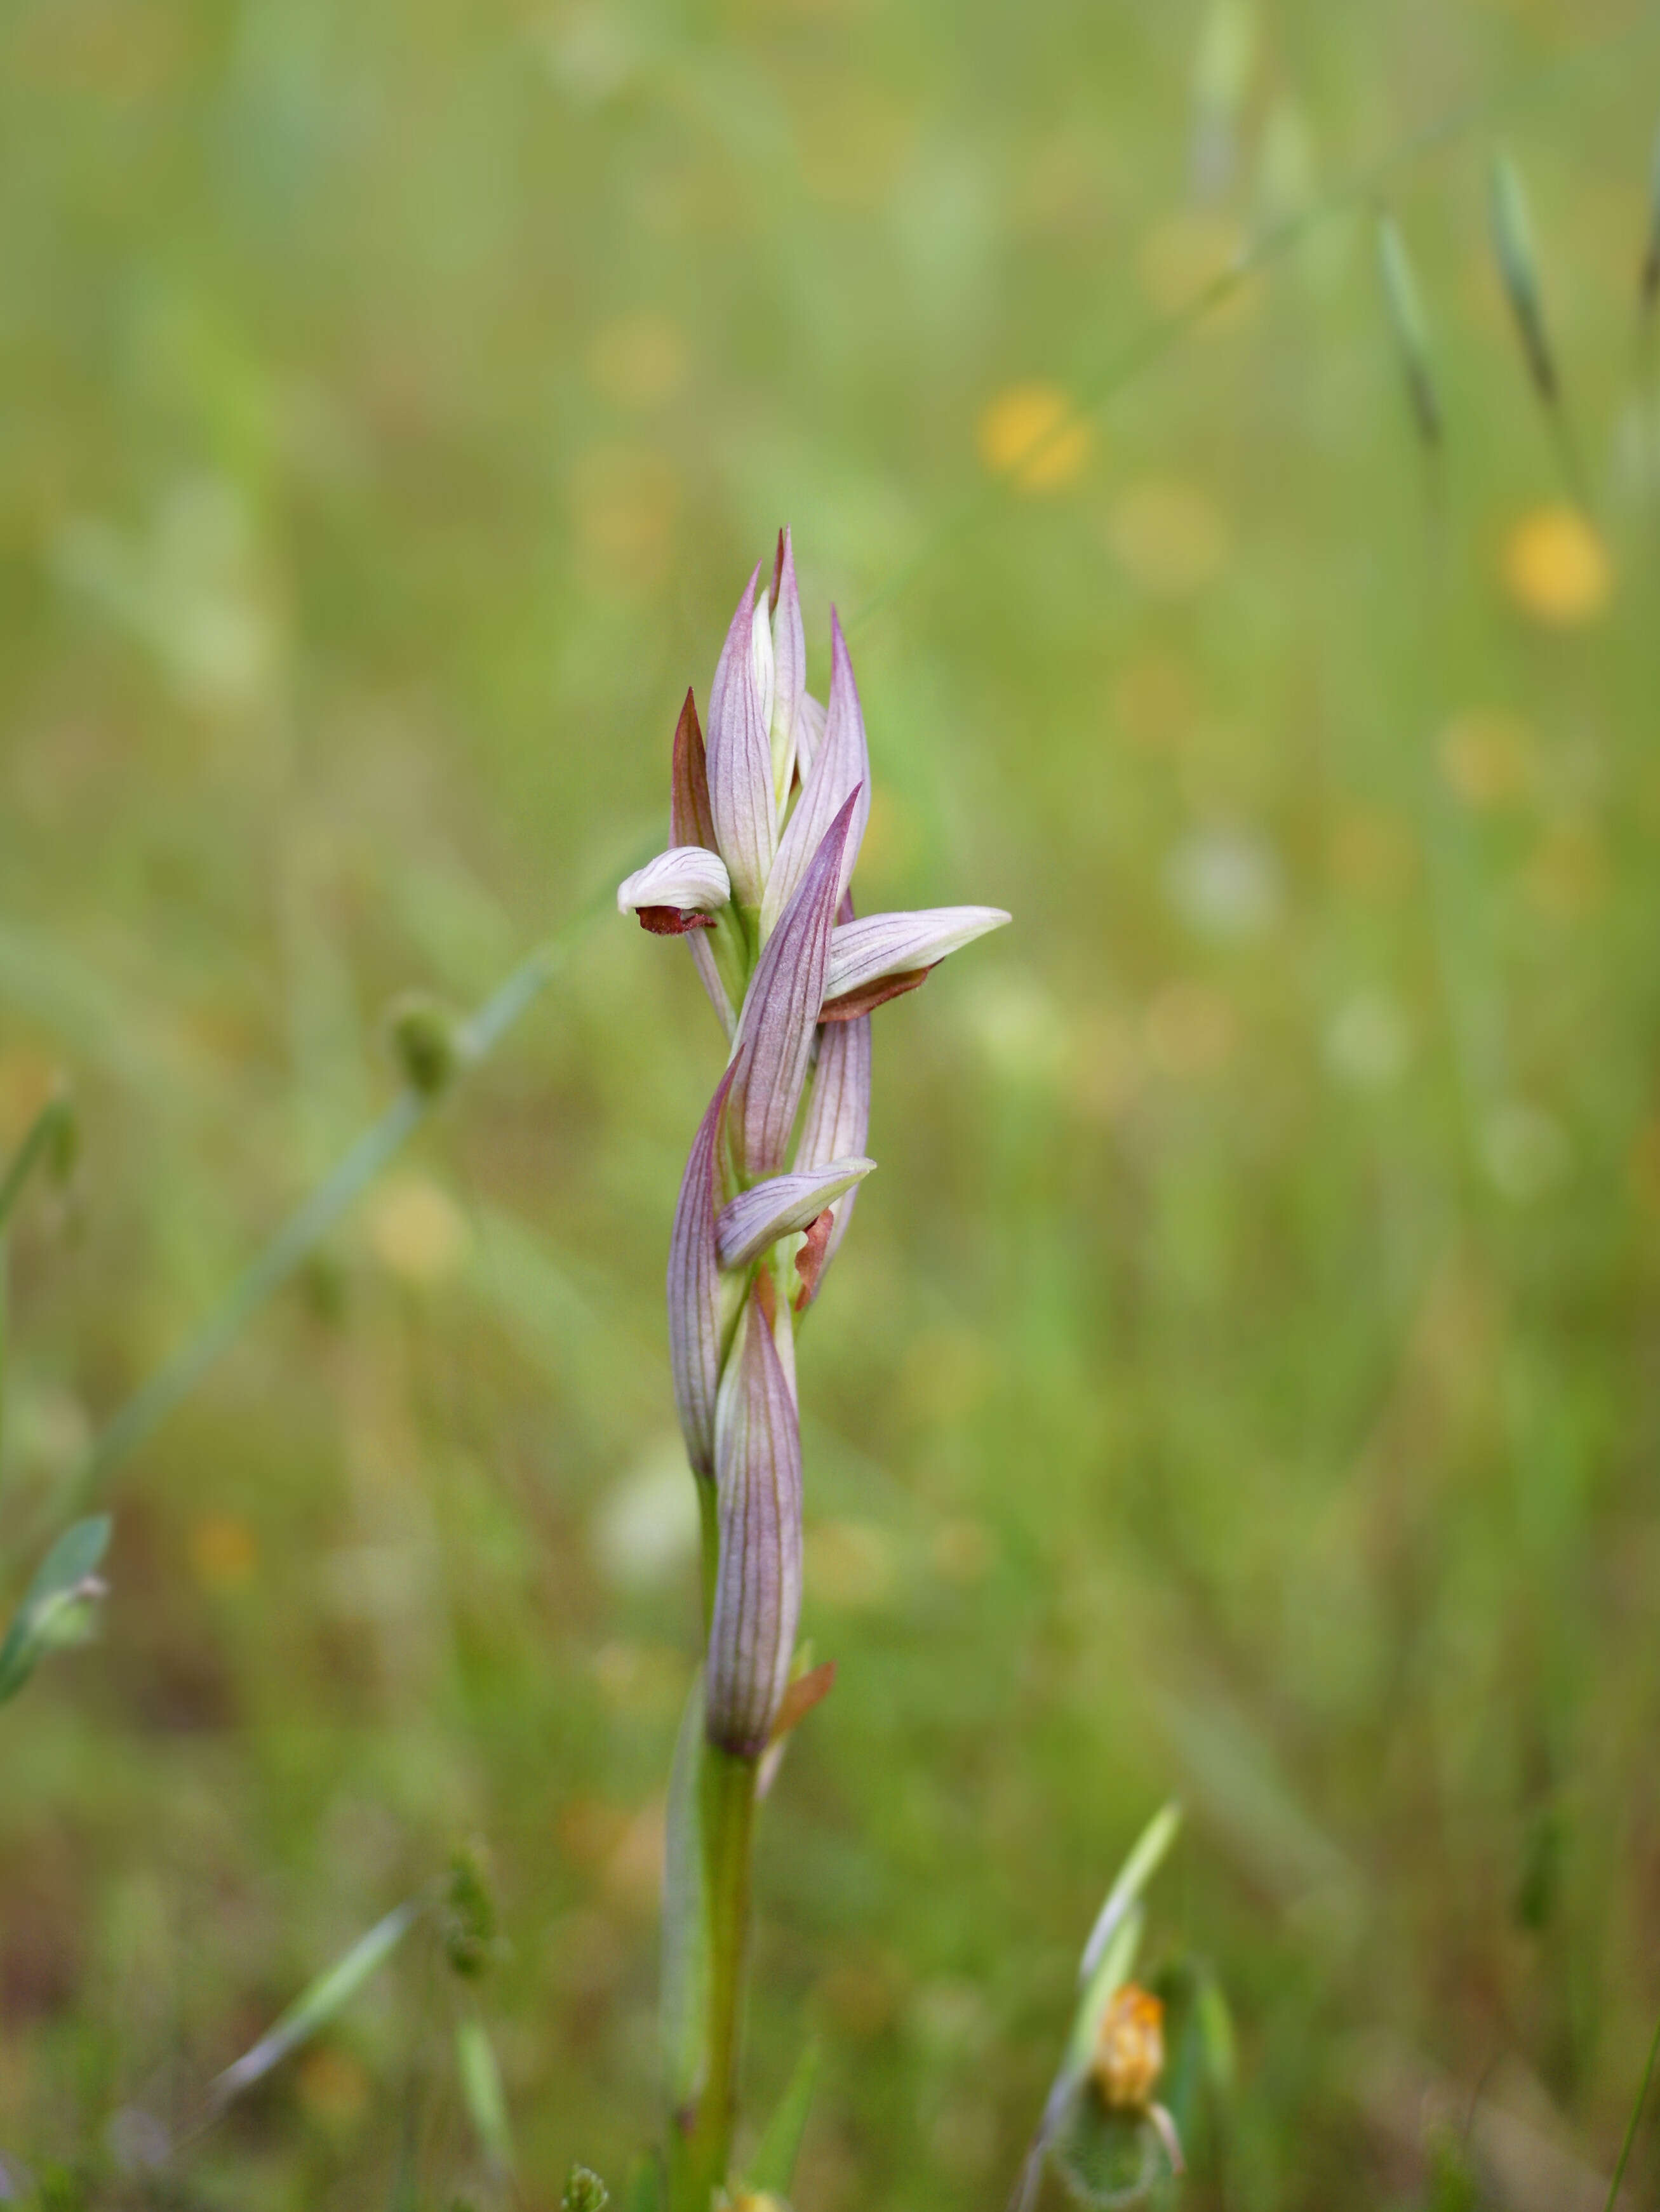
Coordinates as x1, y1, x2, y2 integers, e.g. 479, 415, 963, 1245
4, 0, 1660, 2203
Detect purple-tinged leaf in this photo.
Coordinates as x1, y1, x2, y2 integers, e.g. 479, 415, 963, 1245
791, 1013, 871, 1298
727, 790, 861, 1178
667, 1067, 736, 1481
617, 846, 731, 917
759, 613, 870, 943
769, 528, 806, 809
669, 688, 717, 853
706, 563, 776, 909
706, 1283, 803, 1759
715, 1156, 875, 1272
824, 905, 1009, 1005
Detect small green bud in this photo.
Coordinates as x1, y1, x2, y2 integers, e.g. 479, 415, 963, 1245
441, 1839, 499, 1980
384, 992, 460, 1096
562, 2166, 610, 2212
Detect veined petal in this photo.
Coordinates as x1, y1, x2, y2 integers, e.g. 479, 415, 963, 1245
727, 789, 862, 1178
791, 1012, 871, 1299
667, 1067, 736, 1481
796, 693, 827, 783
707, 563, 776, 909
707, 1284, 803, 1760
824, 905, 1010, 1007
715, 1156, 875, 1272
759, 613, 871, 942
617, 846, 731, 916
768, 528, 805, 809
750, 585, 775, 750
669, 688, 718, 853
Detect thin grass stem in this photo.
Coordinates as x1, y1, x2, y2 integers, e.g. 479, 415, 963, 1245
1603, 2004, 1660, 2212
49, 853, 649, 1529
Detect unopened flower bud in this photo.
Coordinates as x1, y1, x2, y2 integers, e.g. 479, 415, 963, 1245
706, 1284, 802, 1759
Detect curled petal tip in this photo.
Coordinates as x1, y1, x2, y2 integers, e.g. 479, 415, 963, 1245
715, 1156, 876, 1273
617, 846, 732, 917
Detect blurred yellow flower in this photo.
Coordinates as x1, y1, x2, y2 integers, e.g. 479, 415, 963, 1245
189, 1513, 257, 1592
368, 1175, 469, 1288
586, 311, 688, 411
1106, 477, 1229, 596
1501, 506, 1612, 627
1438, 710, 1534, 808
976, 382, 1095, 493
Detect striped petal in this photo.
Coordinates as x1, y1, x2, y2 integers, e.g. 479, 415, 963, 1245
824, 905, 1010, 1008
706, 563, 776, 909
759, 612, 870, 943
768, 528, 806, 810
791, 1013, 871, 1300
727, 789, 861, 1178
706, 1284, 803, 1760
795, 693, 827, 783
667, 1067, 736, 1481
715, 1156, 875, 1272
617, 846, 731, 916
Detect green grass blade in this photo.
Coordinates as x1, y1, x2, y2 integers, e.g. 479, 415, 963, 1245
0, 1091, 74, 1234
209, 1896, 425, 2109
59, 846, 651, 1522
1604, 2004, 1660, 2212
0, 1515, 112, 1705
456, 2013, 515, 2175
747, 2039, 820, 2195
1078, 1801, 1182, 1983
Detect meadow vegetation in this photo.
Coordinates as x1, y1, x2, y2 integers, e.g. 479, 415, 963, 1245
2, 1, 1659, 2204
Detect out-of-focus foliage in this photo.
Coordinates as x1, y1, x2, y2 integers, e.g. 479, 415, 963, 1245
2, 0, 1659, 2206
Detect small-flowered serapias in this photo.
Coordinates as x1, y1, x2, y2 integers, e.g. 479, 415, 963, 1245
621, 533, 1008, 1754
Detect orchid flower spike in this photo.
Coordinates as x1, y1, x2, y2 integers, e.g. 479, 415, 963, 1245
627, 536, 1009, 1759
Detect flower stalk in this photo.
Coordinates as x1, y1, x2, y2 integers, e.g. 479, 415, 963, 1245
622, 535, 1008, 2209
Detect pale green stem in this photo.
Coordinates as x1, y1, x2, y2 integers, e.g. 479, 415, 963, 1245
670, 1746, 758, 2212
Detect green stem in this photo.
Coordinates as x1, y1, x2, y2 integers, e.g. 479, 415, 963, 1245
696, 1477, 720, 1634
1603, 2002, 1660, 2212
40, 854, 650, 1536
671, 1747, 758, 2212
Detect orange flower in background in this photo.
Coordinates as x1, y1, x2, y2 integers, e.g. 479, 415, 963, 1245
1092, 1982, 1166, 2113
976, 382, 1095, 492
1501, 505, 1612, 628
